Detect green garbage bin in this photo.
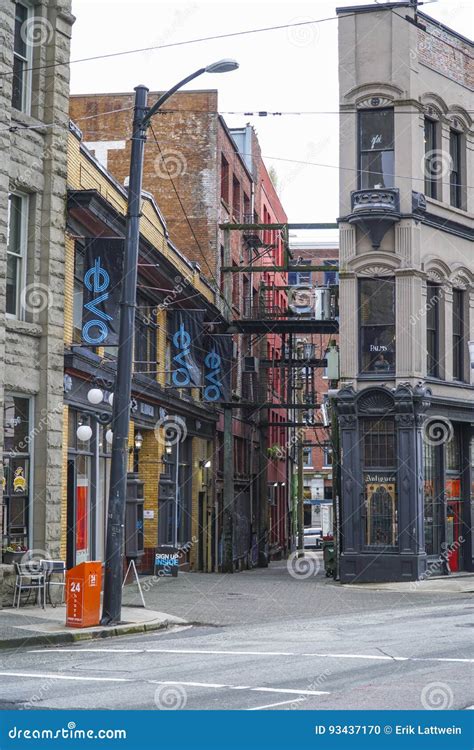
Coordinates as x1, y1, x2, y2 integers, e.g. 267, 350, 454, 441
322, 536, 335, 578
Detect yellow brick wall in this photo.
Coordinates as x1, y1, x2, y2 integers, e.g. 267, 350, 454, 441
138, 429, 160, 549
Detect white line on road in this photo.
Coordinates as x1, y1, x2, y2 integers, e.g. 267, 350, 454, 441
0, 671, 130, 682
248, 698, 306, 710
27, 647, 474, 664
0, 671, 330, 697
150, 681, 329, 696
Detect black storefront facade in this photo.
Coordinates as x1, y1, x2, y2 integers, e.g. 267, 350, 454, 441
335, 383, 474, 583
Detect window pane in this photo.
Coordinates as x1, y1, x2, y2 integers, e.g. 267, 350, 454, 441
12, 55, 25, 110
360, 151, 394, 188
8, 194, 23, 254
14, 3, 28, 58
6, 254, 19, 316
4, 396, 30, 454
359, 109, 394, 151
359, 279, 395, 374
360, 279, 394, 325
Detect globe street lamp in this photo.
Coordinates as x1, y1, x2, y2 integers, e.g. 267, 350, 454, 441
101, 60, 239, 626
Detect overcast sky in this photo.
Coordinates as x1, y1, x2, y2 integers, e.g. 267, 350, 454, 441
70, 0, 471, 231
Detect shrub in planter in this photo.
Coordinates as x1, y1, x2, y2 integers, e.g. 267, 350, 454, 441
2, 545, 27, 565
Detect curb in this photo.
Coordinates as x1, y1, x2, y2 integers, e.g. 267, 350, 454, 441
0, 617, 181, 651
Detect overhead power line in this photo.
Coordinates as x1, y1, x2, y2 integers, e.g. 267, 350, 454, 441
0, 14, 353, 80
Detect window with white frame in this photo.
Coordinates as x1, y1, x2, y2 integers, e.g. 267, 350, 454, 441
303, 447, 312, 467
323, 444, 333, 468
12, 2, 33, 113
7, 193, 28, 319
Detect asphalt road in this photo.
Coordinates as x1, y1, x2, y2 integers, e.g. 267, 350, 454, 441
0, 573, 472, 711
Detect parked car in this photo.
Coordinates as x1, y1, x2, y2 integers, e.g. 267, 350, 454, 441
303, 527, 322, 549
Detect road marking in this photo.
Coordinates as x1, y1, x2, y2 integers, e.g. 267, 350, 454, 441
151, 680, 329, 696
27, 647, 474, 664
0, 671, 130, 682
0, 671, 329, 697
248, 698, 306, 710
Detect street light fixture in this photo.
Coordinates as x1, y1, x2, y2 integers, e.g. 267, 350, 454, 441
101, 60, 239, 626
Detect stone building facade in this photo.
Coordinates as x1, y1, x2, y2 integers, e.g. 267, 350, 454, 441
0, 0, 74, 558
335, 3, 473, 582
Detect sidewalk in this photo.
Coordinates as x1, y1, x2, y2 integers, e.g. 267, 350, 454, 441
343, 571, 474, 594
0, 604, 187, 650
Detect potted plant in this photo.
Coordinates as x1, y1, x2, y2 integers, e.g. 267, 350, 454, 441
2, 544, 27, 565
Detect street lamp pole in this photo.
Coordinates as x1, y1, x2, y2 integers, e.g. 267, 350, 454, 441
101, 61, 238, 626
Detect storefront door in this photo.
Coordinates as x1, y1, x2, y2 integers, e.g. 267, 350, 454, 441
446, 499, 462, 572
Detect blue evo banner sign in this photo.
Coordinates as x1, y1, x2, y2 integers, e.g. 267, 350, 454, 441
170, 310, 205, 388
203, 334, 233, 402
81, 238, 124, 346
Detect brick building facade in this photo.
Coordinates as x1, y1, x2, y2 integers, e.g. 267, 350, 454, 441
69, 91, 291, 567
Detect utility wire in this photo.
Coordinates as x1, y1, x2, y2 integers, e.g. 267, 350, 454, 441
0, 14, 354, 79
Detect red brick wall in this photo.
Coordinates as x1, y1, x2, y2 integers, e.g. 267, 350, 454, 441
70, 90, 221, 279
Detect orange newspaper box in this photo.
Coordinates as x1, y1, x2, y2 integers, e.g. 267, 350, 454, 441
66, 561, 102, 628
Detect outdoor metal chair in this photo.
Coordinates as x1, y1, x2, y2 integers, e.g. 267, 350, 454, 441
41, 559, 66, 607
13, 562, 45, 609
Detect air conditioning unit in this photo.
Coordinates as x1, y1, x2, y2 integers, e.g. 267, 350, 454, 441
314, 288, 332, 319
243, 356, 259, 373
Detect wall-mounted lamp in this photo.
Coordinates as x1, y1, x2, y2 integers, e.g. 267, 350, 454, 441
273, 482, 278, 488
77, 423, 92, 442
87, 387, 104, 405
165, 444, 173, 455
134, 431, 143, 451
200, 459, 212, 469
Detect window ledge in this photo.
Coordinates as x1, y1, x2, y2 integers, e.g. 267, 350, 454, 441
424, 196, 468, 218
10, 110, 47, 133
6, 318, 42, 337
425, 377, 474, 390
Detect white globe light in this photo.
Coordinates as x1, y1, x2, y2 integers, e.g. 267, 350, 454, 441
77, 424, 92, 442
108, 393, 114, 406
105, 429, 114, 444
87, 388, 104, 405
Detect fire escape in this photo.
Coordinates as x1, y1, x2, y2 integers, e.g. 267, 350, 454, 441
219, 220, 339, 571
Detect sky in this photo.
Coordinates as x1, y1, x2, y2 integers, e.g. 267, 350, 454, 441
69, 0, 472, 230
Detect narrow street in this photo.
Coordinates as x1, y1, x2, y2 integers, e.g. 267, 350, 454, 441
1, 563, 472, 711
